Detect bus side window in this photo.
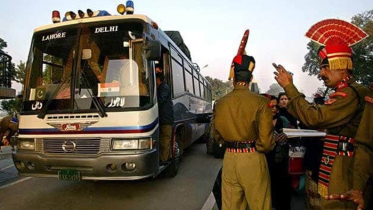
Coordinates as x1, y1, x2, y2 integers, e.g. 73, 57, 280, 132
161, 52, 172, 86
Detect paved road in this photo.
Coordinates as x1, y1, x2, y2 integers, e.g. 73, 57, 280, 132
0, 143, 223, 210
0, 146, 19, 186
0, 144, 305, 210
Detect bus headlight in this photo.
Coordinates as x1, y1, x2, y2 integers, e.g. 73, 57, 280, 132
112, 138, 152, 150
18, 139, 35, 150
139, 139, 151, 149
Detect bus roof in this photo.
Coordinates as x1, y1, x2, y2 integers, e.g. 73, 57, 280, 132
34, 14, 154, 33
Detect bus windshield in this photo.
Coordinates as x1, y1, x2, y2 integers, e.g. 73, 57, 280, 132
23, 22, 153, 113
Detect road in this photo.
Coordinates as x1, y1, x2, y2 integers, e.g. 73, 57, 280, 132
0, 143, 223, 210
0, 143, 305, 210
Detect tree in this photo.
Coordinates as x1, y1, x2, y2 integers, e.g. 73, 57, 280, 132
266, 83, 284, 97
14, 60, 26, 88
0, 37, 22, 114
302, 41, 322, 76
350, 10, 373, 86
302, 9, 373, 87
0, 96, 22, 114
205, 76, 233, 100
0, 37, 7, 50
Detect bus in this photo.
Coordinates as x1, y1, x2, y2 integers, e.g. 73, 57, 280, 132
13, 4, 212, 181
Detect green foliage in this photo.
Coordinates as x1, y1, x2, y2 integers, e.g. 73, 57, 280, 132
302, 9, 373, 87
350, 10, 373, 86
14, 60, 26, 87
1, 97, 22, 114
205, 76, 233, 100
302, 41, 322, 76
0, 37, 7, 50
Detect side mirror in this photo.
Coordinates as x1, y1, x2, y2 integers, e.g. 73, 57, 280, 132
82, 49, 92, 60
143, 39, 161, 61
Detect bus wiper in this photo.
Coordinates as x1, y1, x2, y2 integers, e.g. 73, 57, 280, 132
80, 61, 107, 118
37, 76, 70, 119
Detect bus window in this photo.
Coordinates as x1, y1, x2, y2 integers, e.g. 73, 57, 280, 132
194, 76, 200, 97
184, 65, 193, 94
25, 28, 77, 104
200, 82, 205, 99
171, 59, 184, 96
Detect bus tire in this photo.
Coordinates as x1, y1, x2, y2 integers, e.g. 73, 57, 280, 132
206, 125, 214, 155
176, 128, 185, 161
165, 141, 180, 178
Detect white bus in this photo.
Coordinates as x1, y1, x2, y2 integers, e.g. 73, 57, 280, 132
13, 4, 212, 180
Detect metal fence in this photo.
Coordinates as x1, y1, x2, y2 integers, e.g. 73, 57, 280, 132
0, 50, 13, 88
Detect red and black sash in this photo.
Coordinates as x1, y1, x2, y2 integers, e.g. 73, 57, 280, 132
318, 134, 354, 196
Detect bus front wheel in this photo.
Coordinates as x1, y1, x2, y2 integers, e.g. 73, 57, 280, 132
165, 141, 180, 177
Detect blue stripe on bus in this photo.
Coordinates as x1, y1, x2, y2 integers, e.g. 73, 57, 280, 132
19, 118, 158, 135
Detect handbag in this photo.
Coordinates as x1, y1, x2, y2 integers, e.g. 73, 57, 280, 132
288, 146, 306, 175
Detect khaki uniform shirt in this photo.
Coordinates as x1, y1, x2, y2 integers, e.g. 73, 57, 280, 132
284, 78, 371, 193
213, 85, 275, 153
352, 94, 373, 191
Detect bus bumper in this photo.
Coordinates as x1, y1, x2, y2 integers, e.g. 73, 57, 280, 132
12, 150, 159, 180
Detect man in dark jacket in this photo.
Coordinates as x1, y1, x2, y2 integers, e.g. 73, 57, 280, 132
156, 72, 174, 164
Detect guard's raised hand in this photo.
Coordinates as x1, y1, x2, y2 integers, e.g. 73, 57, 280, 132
273, 63, 293, 88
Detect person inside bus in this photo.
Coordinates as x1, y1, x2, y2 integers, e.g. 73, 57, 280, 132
156, 72, 174, 165
155, 63, 163, 73
100, 52, 148, 97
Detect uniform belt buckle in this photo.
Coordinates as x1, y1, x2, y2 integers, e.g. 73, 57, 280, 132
337, 141, 354, 152
236, 142, 253, 149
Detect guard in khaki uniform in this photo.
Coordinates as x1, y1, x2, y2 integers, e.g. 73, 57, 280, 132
274, 19, 372, 210
213, 54, 275, 210
326, 91, 373, 209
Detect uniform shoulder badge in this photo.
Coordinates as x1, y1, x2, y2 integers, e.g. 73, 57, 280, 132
365, 96, 373, 105
325, 98, 337, 105
329, 92, 347, 98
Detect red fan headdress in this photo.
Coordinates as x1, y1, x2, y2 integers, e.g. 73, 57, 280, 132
305, 19, 368, 70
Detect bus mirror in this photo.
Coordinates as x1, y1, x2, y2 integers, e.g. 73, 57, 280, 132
82, 49, 92, 60
143, 39, 161, 61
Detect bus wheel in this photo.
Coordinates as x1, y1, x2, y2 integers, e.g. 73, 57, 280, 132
176, 129, 185, 161
165, 141, 180, 178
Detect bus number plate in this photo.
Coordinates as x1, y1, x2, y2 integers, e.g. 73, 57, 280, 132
58, 169, 81, 181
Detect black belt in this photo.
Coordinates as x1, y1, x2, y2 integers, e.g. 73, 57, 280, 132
225, 141, 256, 149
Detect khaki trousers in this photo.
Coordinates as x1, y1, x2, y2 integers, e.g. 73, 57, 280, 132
159, 125, 172, 162
222, 151, 272, 210
319, 156, 357, 210
305, 170, 322, 210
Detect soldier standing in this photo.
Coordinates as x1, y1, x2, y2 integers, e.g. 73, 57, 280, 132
213, 54, 275, 210
273, 19, 372, 209
326, 89, 373, 209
